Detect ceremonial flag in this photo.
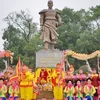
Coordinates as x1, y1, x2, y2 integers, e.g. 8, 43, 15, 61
9, 57, 21, 82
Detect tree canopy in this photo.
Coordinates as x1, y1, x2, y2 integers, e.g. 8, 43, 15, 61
2, 10, 42, 68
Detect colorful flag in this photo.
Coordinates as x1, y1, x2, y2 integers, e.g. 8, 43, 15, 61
9, 57, 21, 82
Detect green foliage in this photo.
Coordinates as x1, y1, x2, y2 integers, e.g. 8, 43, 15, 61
57, 6, 100, 69
0, 59, 5, 70
2, 10, 42, 68
88, 5, 100, 29
75, 65, 89, 74
4, 10, 38, 43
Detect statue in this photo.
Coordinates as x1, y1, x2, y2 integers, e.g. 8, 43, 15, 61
39, 0, 62, 50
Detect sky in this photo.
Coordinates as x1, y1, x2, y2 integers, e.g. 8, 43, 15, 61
0, 0, 100, 50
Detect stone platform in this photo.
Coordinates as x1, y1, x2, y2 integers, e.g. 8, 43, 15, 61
37, 90, 54, 99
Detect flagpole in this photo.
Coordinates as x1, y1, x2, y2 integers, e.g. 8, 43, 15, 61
8, 57, 9, 67
97, 56, 100, 73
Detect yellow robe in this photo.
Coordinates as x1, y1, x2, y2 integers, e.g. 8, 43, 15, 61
33, 77, 38, 100
20, 71, 34, 100
0, 85, 7, 98
9, 86, 19, 97
84, 85, 96, 96
75, 86, 83, 98
53, 78, 63, 100
64, 86, 75, 97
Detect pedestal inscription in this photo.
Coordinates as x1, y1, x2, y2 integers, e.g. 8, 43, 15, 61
36, 49, 63, 67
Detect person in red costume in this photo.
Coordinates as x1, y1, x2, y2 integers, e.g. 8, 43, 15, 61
65, 65, 75, 84
91, 68, 99, 100
56, 63, 61, 73
98, 80, 100, 100
7, 66, 14, 79
52, 64, 64, 100
40, 66, 48, 82
76, 69, 86, 87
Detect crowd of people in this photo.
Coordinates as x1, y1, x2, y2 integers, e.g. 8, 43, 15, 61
0, 63, 100, 100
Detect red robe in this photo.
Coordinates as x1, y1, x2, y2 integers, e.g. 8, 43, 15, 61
91, 73, 99, 100
40, 70, 48, 81
91, 74, 99, 89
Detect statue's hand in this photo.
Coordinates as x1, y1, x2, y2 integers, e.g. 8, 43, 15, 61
40, 26, 44, 32
57, 22, 64, 27
60, 22, 64, 25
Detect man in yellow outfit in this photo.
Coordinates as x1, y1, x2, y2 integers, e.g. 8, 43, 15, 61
19, 65, 34, 100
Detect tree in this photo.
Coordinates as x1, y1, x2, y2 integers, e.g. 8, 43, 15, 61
56, 7, 100, 69
56, 8, 89, 51
88, 5, 100, 30
4, 10, 37, 43
2, 10, 42, 68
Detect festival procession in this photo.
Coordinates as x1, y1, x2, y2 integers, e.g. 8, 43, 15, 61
0, 0, 100, 100
0, 50, 100, 100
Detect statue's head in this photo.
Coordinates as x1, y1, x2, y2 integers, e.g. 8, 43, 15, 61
48, 0, 53, 9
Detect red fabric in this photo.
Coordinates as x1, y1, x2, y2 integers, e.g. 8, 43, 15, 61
52, 78, 57, 86
98, 86, 100, 95
91, 74, 99, 88
40, 70, 48, 81
20, 85, 33, 87
0, 85, 2, 89
56, 68, 61, 73
9, 98, 14, 100
3, 80, 7, 85
94, 96, 98, 100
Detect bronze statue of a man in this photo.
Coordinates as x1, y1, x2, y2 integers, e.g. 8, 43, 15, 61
39, 0, 62, 50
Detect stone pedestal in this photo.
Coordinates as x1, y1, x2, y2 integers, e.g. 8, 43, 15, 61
36, 49, 63, 68
37, 90, 54, 99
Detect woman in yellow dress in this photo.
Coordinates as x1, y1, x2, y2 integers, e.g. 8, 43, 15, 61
0, 78, 7, 100
75, 80, 83, 100
9, 80, 19, 100
64, 80, 75, 100
84, 78, 96, 100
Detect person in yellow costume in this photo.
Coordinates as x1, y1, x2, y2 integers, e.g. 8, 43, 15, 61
52, 64, 64, 100
20, 65, 34, 100
64, 80, 75, 100
84, 78, 96, 100
46, 76, 53, 91
75, 80, 83, 100
32, 72, 39, 100
9, 80, 19, 100
0, 78, 7, 100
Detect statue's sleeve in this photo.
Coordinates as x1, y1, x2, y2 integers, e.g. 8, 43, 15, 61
56, 13, 62, 25
40, 13, 45, 26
